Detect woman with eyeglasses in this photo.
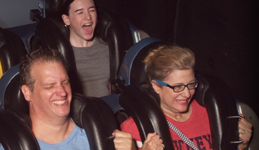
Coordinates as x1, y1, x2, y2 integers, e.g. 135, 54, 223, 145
120, 45, 252, 150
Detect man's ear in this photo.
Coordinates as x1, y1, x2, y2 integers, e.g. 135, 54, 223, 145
151, 80, 161, 95
21, 85, 32, 102
62, 14, 70, 26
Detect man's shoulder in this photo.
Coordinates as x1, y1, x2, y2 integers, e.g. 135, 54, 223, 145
0, 143, 4, 150
37, 123, 90, 150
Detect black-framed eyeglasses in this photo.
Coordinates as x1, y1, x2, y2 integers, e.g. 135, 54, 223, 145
153, 79, 198, 93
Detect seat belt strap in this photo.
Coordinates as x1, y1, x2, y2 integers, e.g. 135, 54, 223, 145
167, 120, 199, 150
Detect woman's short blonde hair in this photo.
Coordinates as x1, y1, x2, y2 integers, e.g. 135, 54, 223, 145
144, 44, 195, 82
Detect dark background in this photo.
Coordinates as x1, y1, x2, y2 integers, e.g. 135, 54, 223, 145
95, 0, 259, 116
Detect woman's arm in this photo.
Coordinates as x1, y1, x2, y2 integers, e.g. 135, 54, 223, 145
140, 132, 165, 150
237, 114, 253, 150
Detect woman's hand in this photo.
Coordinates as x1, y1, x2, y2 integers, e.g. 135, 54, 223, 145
141, 132, 164, 150
238, 114, 253, 150
112, 129, 137, 150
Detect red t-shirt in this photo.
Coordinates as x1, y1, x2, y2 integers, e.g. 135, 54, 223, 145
120, 100, 212, 150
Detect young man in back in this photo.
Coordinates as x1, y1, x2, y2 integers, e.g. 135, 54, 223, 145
61, 0, 110, 98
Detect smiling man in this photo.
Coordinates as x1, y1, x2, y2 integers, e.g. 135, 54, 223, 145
19, 48, 90, 149
0, 48, 137, 150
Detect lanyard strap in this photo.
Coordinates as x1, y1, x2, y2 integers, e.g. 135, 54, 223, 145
167, 120, 199, 150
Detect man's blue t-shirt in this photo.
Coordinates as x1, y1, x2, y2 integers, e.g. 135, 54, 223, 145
0, 124, 90, 150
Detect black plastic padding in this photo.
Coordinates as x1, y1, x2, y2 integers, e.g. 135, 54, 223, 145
114, 109, 130, 126
111, 78, 126, 94
30, 9, 42, 22
4, 74, 29, 115
44, 0, 60, 18
96, 9, 134, 86
0, 27, 27, 74
0, 110, 40, 150
9, 109, 32, 128
119, 85, 175, 150
70, 93, 118, 150
32, 18, 82, 94
194, 72, 239, 150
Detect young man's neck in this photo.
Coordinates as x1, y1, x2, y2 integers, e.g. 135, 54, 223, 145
70, 37, 95, 47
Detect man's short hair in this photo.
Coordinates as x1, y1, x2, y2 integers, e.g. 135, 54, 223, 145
19, 48, 67, 91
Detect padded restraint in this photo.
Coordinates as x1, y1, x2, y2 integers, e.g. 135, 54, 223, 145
96, 9, 134, 84
0, 27, 27, 77
70, 93, 118, 150
0, 65, 20, 110
0, 110, 40, 150
119, 85, 174, 150
31, 18, 82, 94
4, 74, 29, 115
194, 72, 240, 149
0, 64, 29, 114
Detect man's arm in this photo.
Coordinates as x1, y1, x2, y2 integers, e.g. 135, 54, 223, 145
112, 129, 137, 150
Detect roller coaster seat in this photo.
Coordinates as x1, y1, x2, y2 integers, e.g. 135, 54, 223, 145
0, 27, 28, 111
119, 73, 243, 150
0, 27, 27, 78
0, 25, 118, 148
117, 40, 246, 149
0, 46, 118, 149
29, 0, 141, 94
0, 80, 118, 150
